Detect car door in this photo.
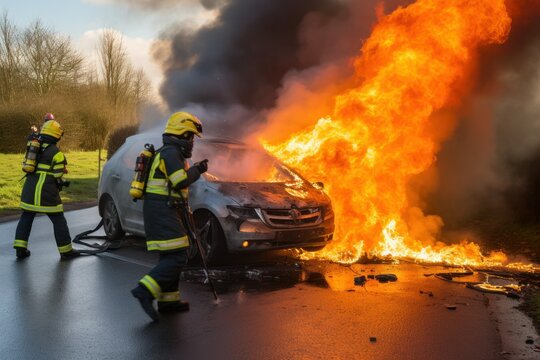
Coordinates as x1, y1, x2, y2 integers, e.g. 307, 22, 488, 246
110, 140, 144, 234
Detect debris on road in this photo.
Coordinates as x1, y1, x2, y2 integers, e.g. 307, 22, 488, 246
466, 283, 521, 299
352, 273, 399, 285
246, 269, 264, 281
419, 290, 434, 297
181, 269, 230, 282
374, 274, 398, 283
354, 276, 366, 286
369, 337, 377, 343
434, 271, 474, 281
445, 304, 457, 310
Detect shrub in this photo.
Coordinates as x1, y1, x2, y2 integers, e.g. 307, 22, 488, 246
106, 125, 139, 159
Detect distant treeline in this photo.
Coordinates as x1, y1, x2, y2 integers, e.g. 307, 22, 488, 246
0, 12, 150, 153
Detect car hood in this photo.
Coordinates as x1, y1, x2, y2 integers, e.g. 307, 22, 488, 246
208, 181, 329, 209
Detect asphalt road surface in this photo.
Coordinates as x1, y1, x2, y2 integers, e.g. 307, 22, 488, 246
0, 207, 537, 360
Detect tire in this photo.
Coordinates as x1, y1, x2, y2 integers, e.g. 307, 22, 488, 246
194, 212, 228, 265
302, 245, 326, 252
102, 196, 125, 240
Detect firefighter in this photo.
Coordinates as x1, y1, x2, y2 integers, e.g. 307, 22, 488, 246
131, 111, 208, 321
13, 117, 80, 260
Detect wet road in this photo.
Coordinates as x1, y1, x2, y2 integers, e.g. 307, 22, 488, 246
0, 207, 532, 360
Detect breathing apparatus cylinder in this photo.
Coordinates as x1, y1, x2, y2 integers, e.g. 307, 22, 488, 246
129, 143, 155, 200
22, 131, 41, 173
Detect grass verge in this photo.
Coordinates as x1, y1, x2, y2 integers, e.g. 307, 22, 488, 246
518, 288, 540, 333
0, 151, 106, 214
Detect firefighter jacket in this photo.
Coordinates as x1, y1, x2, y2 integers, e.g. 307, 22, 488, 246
143, 136, 202, 252
20, 142, 67, 213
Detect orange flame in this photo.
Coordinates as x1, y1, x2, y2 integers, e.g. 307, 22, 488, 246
260, 0, 537, 269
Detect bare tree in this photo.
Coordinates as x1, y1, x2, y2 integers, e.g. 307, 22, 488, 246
98, 29, 133, 109
0, 11, 21, 103
131, 68, 151, 106
20, 21, 83, 96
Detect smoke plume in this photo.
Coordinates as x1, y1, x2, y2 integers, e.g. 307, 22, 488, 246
154, 0, 411, 137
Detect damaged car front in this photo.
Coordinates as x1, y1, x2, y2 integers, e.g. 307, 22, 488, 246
190, 139, 335, 263
98, 135, 334, 264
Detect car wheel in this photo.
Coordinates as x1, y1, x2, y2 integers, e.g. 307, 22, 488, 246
102, 196, 125, 240
302, 245, 326, 252
194, 212, 227, 265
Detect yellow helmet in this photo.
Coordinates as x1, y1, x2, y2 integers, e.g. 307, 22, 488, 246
164, 111, 203, 137
40, 120, 64, 139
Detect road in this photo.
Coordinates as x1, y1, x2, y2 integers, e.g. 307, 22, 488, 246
0, 207, 537, 360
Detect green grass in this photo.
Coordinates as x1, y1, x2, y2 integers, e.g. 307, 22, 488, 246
0, 151, 106, 214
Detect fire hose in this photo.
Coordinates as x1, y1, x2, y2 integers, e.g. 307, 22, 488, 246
72, 219, 115, 254
72, 187, 219, 300
73, 211, 220, 301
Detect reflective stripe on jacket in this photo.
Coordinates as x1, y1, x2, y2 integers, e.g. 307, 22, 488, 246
20, 143, 67, 213
145, 146, 189, 199
143, 143, 192, 252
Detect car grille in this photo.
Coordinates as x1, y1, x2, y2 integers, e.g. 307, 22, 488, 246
260, 207, 322, 228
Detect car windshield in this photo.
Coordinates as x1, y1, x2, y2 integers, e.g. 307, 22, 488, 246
194, 142, 302, 183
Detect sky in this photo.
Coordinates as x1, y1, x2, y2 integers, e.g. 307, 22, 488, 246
0, 0, 214, 99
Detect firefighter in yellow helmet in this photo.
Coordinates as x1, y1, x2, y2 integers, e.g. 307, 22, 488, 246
131, 111, 208, 321
13, 115, 80, 260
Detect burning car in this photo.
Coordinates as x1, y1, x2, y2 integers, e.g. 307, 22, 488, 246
98, 134, 335, 263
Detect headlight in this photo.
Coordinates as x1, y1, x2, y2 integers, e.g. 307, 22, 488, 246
239, 219, 273, 233
227, 205, 259, 219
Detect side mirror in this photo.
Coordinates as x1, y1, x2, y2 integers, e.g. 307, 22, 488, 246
313, 181, 324, 190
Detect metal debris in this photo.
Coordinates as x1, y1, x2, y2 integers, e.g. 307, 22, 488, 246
466, 283, 521, 298
365, 273, 397, 282
445, 304, 457, 310
374, 274, 398, 283
435, 271, 474, 281
354, 276, 367, 286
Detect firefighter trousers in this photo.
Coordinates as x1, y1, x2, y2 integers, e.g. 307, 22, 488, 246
139, 250, 188, 302
13, 211, 73, 254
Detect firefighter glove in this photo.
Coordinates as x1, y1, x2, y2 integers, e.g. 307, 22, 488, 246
194, 159, 208, 173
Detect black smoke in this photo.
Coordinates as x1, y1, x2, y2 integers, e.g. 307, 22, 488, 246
154, 0, 411, 136
157, 0, 343, 136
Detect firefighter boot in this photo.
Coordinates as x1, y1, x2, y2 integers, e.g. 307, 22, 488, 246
16, 248, 31, 259
158, 301, 190, 313
60, 249, 81, 260
131, 285, 160, 321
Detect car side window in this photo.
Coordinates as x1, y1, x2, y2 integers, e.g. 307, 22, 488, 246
121, 142, 142, 169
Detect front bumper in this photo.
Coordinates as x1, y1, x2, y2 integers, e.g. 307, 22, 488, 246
220, 215, 335, 253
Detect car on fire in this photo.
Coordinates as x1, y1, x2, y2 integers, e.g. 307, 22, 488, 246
98, 133, 335, 263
